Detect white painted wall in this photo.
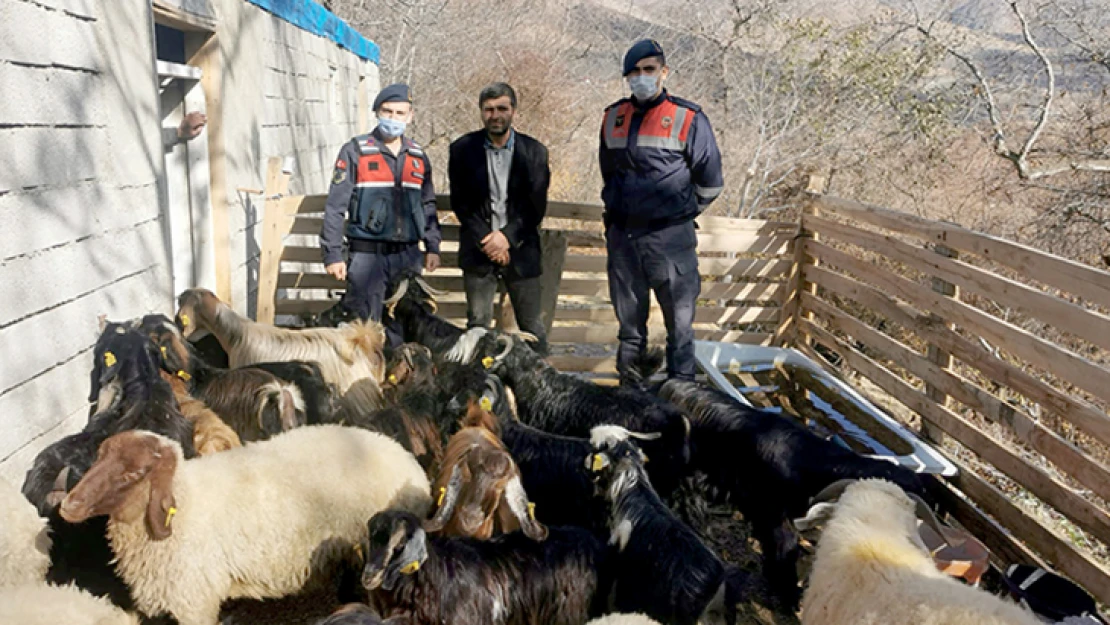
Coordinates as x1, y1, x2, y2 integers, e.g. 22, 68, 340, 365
0, 0, 377, 482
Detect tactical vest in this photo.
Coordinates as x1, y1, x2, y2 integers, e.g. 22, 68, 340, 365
602, 99, 694, 152
346, 134, 426, 243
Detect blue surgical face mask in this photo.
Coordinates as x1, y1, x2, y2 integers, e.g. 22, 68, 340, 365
377, 116, 407, 139
628, 75, 659, 101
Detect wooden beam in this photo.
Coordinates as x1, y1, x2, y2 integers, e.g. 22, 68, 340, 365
923, 243, 957, 444
255, 158, 293, 324
550, 326, 772, 344
811, 194, 1110, 311
806, 213, 1110, 355
153, 0, 217, 31
803, 292, 1110, 504
187, 34, 231, 304
806, 241, 1110, 445
798, 318, 1110, 549
539, 230, 568, 337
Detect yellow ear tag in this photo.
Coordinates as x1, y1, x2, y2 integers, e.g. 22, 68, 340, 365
103, 352, 117, 367
176, 370, 192, 382
164, 506, 177, 528
591, 454, 604, 472
481, 357, 494, 369
527, 502, 536, 520
400, 560, 420, 575
388, 374, 398, 384
437, 486, 446, 507
479, 396, 492, 411
179, 314, 190, 326
160, 345, 168, 357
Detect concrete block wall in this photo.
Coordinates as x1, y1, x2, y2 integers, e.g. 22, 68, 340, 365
215, 0, 377, 316
0, 0, 172, 483
0, 0, 377, 482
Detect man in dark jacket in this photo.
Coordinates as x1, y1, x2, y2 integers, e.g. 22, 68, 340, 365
320, 83, 441, 344
449, 83, 551, 354
599, 40, 724, 385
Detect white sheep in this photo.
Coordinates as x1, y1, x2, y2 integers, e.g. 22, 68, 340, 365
585, 613, 663, 625
0, 476, 51, 586
1, 478, 139, 625
801, 479, 1041, 625
60, 424, 432, 625
0, 583, 139, 625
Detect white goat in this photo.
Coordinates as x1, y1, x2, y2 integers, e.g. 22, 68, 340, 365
801, 479, 1041, 625
61, 425, 431, 625
175, 287, 386, 412
585, 614, 663, 625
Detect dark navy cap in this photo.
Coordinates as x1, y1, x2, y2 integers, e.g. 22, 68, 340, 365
373, 83, 412, 111
623, 39, 665, 76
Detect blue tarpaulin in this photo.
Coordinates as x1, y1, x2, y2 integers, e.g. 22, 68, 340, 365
245, 0, 380, 63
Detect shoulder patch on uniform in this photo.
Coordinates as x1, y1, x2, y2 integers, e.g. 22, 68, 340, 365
332, 167, 347, 185
667, 95, 702, 113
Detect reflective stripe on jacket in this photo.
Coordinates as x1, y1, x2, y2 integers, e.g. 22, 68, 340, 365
347, 134, 426, 243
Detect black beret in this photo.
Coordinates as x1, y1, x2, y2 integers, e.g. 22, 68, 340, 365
623, 39, 665, 76
373, 83, 412, 111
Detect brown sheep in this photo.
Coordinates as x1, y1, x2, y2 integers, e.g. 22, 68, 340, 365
162, 373, 241, 455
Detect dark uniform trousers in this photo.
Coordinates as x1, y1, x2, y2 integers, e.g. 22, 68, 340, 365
606, 220, 701, 381
343, 244, 424, 346
463, 271, 548, 356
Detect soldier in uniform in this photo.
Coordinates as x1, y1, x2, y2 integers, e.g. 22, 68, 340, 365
599, 39, 724, 386
320, 83, 441, 345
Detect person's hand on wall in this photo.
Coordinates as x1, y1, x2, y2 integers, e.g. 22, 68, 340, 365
424, 253, 441, 273
325, 261, 347, 282
177, 112, 208, 141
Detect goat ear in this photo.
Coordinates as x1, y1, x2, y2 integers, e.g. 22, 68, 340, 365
794, 502, 838, 531
585, 452, 610, 473
423, 464, 463, 533
500, 474, 548, 541
97, 314, 108, 332
144, 447, 178, 541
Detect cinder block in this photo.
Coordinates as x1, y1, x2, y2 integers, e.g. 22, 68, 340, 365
0, 64, 103, 126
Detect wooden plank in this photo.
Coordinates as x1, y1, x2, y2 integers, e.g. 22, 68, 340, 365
943, 452, 1110, 607
806, 241, 1110, 444
811, 194, 1110, 312
803, 292, 1110, 504
255, 158, 293, 324
153, 0, 217, 31
807, 213, 1110, 355
554, 306, 779, 324
807, 264, 1110, 452
188, 34, 230, 303
550, 326, 772, 344
923, 243, 957, 444
546, 356, 617, 373
798, 318, 1110, 548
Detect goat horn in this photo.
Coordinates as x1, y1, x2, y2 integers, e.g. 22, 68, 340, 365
811, 479, 857, 504
509, 330, 539, 344
413, 275, 447, 298
424, 465, 463, 532
794, 502, 838, 531
494, 334, 513, 363
909, 493, 946, 537
627, 431, 662, 441
383, 280, 409, 307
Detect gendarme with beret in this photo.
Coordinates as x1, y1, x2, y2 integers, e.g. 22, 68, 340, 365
373, 83, 412, 111
622, 39, 666, 76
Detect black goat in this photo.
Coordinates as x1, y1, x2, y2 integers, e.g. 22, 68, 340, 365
497, 418, 609, 534
23, 321, 197, 610
139, 314, 336, 432
657, 379, 928, 609
361, 510, 610, 625
473, 332, 691, 496
589, 427, 729, 625
382, 273, 465, 354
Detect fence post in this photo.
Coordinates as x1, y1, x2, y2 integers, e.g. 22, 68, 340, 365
255, 157, 293, 324
776, 176, 822, 348
921, 243, 958, 444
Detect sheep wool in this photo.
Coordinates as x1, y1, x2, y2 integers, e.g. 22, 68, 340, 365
802, 479, 1042, 625
586, 614, 663, 625
95, 425, 430, 625
0, 477, 51, 587
0, 583, 139, 625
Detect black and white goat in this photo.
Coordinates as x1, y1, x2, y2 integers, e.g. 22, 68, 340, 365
588, 426, 730, 625
22, 321, 197, 609
382, 274, 465, 354
361, 509, 611, 625
657, 379, 928, 608
471, 332, 691, 496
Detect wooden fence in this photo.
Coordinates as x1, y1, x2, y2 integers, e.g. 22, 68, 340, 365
788, 193, 1110, 605
256, 162, 794, 373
